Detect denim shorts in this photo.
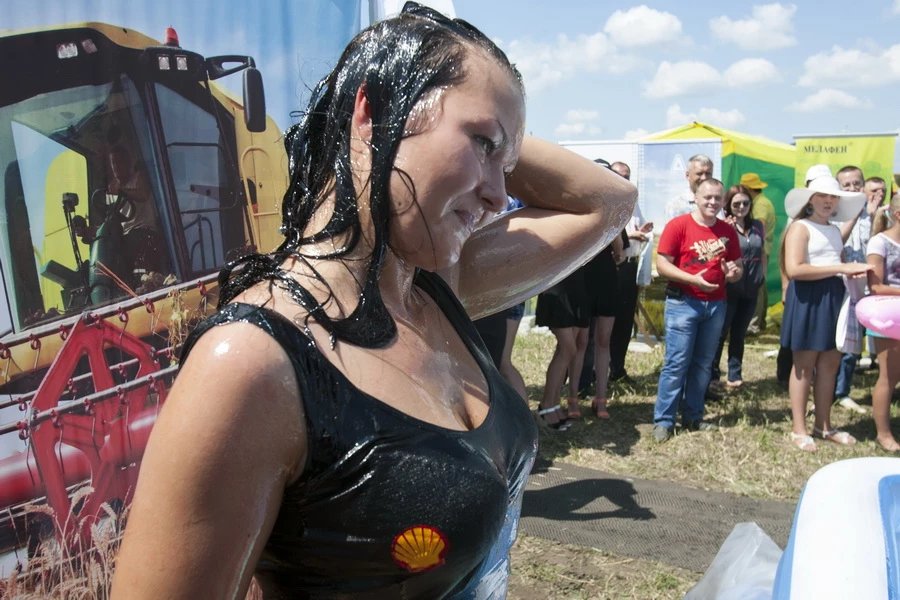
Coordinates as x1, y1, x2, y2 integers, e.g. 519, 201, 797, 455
506, 302, 526, 321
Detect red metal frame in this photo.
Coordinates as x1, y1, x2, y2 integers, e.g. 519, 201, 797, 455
7, 315, 169, 550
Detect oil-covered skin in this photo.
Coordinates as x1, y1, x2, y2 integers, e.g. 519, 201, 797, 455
110, 319, 307, 600
453, 135, 637, 319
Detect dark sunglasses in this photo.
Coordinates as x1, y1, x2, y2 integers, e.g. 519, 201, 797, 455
732, 200, 750, 207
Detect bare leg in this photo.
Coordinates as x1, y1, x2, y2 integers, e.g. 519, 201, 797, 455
592, 316, 615, 402
874, 338, 900, 451
499, 318, 528, 400
540, 327, 579, 425
812, 349, 843, 433
790, 350, 818, 437
566, 327, 590, 416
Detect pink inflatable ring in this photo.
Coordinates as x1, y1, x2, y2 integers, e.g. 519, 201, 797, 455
856, 295, 900, 340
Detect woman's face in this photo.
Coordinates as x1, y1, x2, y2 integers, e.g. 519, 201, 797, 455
730, 193, 751, 219
387, 52, 525, 271
809, 192, 838, 220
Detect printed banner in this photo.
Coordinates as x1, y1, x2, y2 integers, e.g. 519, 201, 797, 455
794, 134, 897, 189
637, 140, 723, 233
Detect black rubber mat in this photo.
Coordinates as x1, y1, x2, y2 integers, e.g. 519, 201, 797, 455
519, 460, 795, 573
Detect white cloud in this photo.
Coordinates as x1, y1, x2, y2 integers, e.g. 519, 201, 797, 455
723, 58, 781, 87
555, 122, 587, 136
564, 109, 600, 122
644, 57, 782, 98
710, 3, 797, 50
666, 104, 746, 129
555, 109, 602, 137
643, 60, 721, 98
624, 128, 650, 140
798, 44, 900, 88
505, 32, 643, 93
604, 6, 684, 47
786, 89, 875, 111
895, 0, 900, 14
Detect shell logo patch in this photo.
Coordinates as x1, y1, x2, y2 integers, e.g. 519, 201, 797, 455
391, 525, 449, 572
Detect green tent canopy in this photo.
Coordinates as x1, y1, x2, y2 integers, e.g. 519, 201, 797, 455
645, 122, 796, 307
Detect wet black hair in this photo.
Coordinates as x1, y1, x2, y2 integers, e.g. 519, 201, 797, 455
217, 2, 523, 348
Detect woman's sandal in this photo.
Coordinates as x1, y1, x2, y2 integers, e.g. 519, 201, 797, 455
592, 398, 610, 420
535, 406, 571, 431
790, 432, 817, 452
813, 427, 856, 446
878, 437, 900, 452
566, 398, 583, 419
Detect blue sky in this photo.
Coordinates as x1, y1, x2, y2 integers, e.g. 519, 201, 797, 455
6, 1, 899, 170
452, 0, 900, 170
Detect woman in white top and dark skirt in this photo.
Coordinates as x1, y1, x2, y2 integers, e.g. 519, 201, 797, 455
781, 175, 870, 452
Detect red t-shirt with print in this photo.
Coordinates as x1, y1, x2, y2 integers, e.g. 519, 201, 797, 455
657, 214, 741, 301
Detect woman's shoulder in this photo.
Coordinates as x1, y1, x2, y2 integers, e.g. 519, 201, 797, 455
181, 310, 298, 389
868, 232, 900, 253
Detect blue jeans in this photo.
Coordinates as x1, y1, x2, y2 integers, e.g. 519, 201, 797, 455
834, 352, 858, 399
711, 293, 758, 382
655, 296, 727, 429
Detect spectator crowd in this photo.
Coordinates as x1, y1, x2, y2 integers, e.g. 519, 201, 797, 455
477, 156, 900, 452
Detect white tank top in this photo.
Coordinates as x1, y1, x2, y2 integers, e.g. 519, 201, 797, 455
797, 219, 842, 267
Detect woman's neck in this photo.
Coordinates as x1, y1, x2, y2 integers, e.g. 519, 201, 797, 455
807, 214, 829, 226
885, 224, 900, 242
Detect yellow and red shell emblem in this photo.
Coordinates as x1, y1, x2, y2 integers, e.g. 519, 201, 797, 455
391, 525, 449, 573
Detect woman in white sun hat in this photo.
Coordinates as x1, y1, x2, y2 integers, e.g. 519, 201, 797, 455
781, 173, 871, 452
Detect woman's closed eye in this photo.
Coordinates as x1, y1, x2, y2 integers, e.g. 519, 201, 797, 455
475, 135, 498, 156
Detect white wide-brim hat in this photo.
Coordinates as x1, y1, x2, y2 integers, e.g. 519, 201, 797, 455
784, 175, 865, 222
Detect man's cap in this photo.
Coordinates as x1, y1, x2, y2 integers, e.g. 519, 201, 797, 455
739, 173, 767, 190
804, 164, 832, 184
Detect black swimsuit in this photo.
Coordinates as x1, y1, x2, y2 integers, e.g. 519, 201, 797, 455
181, 270, 538, 599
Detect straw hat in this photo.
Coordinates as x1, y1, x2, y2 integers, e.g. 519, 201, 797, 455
739, 173, 768, 190
784, 175, 865, 221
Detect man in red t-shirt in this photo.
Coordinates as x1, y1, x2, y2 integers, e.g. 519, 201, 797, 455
652, 178, 743, 441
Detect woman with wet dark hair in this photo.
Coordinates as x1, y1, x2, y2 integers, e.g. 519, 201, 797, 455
111, 3, 635, 598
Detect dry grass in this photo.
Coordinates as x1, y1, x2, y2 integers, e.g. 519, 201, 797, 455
514, 328, 892, 502
508, 535, 698, 600
1, 492, 125, 600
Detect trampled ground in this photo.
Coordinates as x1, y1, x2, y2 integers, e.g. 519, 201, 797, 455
505, 328, 896, 599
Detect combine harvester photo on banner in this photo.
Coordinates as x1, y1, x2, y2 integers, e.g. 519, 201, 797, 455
0, 20, 289, 569
0, 0, 459, 580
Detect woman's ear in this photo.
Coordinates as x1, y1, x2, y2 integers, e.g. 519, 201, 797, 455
352, 83, 373, 144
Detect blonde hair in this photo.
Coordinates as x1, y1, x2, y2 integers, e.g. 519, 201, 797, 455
873, 194, 900, 236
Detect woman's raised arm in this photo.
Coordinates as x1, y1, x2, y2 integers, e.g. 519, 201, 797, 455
111, 323, 307, 599
454, 136, 637, 318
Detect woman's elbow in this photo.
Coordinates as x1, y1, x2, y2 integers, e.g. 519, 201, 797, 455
602, 183, 637, 229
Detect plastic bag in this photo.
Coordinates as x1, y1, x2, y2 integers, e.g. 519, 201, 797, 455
683, 522, 782, 600
636, 232, 654, 287
836, 275, 866, 354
